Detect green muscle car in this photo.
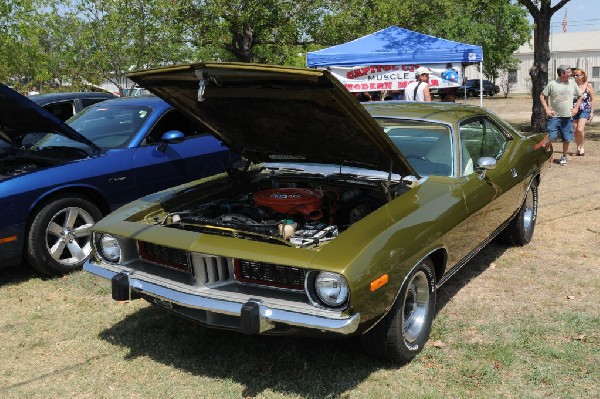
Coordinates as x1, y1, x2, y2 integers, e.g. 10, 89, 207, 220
84, 62, 552, 363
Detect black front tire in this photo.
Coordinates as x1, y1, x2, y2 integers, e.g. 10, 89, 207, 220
26, 196, 102, 276
499, 179, 538, 246
361, 258, 436, 363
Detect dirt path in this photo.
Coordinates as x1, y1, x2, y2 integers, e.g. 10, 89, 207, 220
463, 95, 534, 122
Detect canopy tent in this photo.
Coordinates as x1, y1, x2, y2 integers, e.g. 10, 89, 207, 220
306, 26, 482, 67
306, 26, 484, 104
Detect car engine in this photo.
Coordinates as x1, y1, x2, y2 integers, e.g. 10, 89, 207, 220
0, 162, 40, 179
150, 174, 401, 248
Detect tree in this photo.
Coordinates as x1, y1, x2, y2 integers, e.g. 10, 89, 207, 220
432, 0, 530, 84
182, 0, 326, 66
517, 0, 571, 132
0, 0, 61, 91
67, 0, 195, 94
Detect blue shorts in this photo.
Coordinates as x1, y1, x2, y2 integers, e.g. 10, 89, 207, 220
547, 117, 574, 142
573, 108, 591, 120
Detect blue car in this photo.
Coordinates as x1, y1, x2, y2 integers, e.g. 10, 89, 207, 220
0, 84, 234, 275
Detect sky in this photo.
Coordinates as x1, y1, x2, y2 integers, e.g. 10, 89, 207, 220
539, 0, 600, 33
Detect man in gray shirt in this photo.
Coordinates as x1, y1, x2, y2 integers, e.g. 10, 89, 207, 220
540, 65, 582, 165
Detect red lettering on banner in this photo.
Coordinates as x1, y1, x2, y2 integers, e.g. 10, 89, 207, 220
397, 81, 409, 89
346, 65, 400, 80
429, 79, 439, 87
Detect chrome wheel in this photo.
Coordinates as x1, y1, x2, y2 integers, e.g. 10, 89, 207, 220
402, 270, 430, 344
45, 206, 95, 265
522, 186, 536, 237
361, 259, 436, 363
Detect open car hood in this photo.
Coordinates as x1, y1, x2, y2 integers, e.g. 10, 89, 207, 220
0, 84, 100, 150
128, 62, 416, 177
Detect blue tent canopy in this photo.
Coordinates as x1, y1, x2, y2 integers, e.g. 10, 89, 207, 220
306, 26, 483, 68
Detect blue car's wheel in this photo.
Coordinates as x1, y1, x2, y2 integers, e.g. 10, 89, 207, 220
361, 258, 436, 363
27, 196, 102, 276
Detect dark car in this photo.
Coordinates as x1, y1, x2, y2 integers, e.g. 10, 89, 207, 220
28, 91, 117, 121
1, 92, 116, 152
84, 63, 552, 363
0, 85, 234, 276
458, 79, 500, 97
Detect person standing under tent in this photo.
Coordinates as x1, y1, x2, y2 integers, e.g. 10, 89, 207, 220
405, 67, 432, 102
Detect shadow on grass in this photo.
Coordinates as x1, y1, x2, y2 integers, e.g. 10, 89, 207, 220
97, 243, 509, 397
99, 307, 391, 397
435, 242, 508, 315
0, 262, 37, 286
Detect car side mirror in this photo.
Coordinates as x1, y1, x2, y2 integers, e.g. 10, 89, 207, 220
157, 130, 185, 152
476, 157, 496, 180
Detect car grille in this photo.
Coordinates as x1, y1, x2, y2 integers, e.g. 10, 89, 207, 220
138, 241, 190, 272
190, 254, 232, 285
235, 259, 306, 290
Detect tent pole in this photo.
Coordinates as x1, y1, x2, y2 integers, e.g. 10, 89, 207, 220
479, 62, 483, 107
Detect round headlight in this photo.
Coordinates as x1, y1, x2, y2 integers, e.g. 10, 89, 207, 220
97, 234, 121, 263
314, 272, 349, 307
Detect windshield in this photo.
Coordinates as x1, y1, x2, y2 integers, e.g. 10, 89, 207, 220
376, 119, 454, 177
265, 119, 453, 178
33, 105, 153, 150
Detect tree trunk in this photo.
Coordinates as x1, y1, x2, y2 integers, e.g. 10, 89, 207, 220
519, 0, 572, 133
230, 24, 254, 63
530, 15, 551, 133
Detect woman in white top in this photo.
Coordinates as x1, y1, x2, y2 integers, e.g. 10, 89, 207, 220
405, 67, 432, 102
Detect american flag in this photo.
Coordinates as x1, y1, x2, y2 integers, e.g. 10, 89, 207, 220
562, 10, 567, 32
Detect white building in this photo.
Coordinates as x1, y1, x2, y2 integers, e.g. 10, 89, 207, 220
467, 30, 600, 94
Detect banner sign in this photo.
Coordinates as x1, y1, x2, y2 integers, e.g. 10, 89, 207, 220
328, 64, 462, 93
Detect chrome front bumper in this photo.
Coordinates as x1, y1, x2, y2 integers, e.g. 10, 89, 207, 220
84, 261, 360, 335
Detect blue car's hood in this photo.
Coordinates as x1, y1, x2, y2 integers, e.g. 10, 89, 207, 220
0, 84, 100, 151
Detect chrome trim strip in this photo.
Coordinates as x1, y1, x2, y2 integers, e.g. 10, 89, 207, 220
84, 261, 360, 335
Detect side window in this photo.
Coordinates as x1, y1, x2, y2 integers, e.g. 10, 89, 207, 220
43, 101, 76, 121
459, 117, 508, 174
144, 110, 207, 145
383, 120, 453, 177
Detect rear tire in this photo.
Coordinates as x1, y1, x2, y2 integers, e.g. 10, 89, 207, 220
361, 258, 436, 363
26, 196, 102, 276
499, 179, 538, 246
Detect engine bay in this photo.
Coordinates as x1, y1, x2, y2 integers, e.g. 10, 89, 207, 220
143, 169, 412, 248
0, 162, 40, 179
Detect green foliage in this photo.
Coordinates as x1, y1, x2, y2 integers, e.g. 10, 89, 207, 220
181, 0, 327, 64
70, 0, 196, 93
0, 0, 533, 92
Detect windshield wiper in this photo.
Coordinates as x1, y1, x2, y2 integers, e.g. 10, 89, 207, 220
266, 166, 327, 177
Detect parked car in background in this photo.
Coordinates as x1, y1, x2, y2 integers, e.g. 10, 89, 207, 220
122, 87, 151, 97
84, 63, 552, 363
457, 79, 500, 97
1, 91, 117, 152
28, 91, 117, 121
0, 85, 235, 276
